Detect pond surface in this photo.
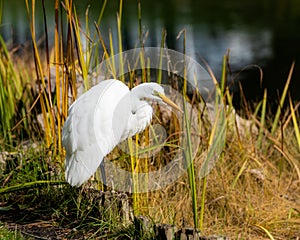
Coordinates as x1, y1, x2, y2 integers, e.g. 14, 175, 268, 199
1, 0, 300, 104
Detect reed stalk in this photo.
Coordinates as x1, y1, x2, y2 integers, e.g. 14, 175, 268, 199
271, 62, 294, 134
257, 89, 267, 148
25, 0, 53, 147
289, 96, 300, 149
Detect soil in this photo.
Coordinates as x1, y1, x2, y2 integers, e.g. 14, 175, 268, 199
0, 208, 83, 240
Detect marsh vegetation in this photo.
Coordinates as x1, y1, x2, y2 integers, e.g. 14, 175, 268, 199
0, 0, 299, 239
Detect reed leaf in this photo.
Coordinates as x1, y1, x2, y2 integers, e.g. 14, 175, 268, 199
0, 37, 21, 142
117, 0, 124, 81
289, 96, 300, 149
254, 224, 275, 240
54, 0, 62, 152
0, 180, 65, 194
25, 0, 53, 147
72, 7, 89, 90
128, 137, 138, 213
183, 96, 198, 229
271, 62, 294, 134
257, 89, 267, 148
137, 0, 143, 48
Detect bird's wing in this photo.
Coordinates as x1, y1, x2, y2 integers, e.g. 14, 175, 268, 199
120, 100, 153, 141
62, 79, 129, 186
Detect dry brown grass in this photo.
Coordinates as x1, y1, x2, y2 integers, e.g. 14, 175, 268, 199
132, 112, 300, 239
1, 53, 299, 239
1, 23, 299, 240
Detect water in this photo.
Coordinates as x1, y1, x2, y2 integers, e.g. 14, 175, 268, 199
1, 0, 300, 107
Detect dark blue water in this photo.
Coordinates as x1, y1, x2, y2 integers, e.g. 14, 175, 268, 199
1, 0, 300, 111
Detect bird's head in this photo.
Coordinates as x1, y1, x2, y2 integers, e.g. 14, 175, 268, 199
132, 82, 181, 112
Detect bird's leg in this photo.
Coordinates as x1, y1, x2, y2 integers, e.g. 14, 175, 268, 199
99, 161, 107, 192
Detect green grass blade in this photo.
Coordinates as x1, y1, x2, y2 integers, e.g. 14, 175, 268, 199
128, 137, 138, 213
230, 159, 248, 190
157, 30, 167, 84
254, 224, 275, 240
257, 89, 267, 148
0, 181, 65, 194
72, 7, 89, 90
96, 0, 107, 27
271, 62, 294, 134
138, 0, 143, 47
183, 97, 198, 229
117, 0, 124, 81
289, 97, 300, 149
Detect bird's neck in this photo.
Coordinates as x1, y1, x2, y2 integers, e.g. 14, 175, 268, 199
120, 98, 153, 141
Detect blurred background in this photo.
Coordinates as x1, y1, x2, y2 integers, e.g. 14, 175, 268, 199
1, 0, 300, 110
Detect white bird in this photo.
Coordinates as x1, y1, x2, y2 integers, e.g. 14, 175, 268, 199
62, 79, 180, 187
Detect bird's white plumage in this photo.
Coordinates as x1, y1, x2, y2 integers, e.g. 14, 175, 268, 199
63, 80, 129, 186
62, 79, 168, 187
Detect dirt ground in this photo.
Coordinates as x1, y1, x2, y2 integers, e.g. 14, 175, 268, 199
0, 208, 83, 240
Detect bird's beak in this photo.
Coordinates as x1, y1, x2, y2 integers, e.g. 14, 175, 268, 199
157, 92, 182, 112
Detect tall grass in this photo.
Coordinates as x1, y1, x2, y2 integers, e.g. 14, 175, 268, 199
0, 0, 26, 142
0, 0, 300, 239
0, 224, 28, 240
178, 29, 199, 230
271, 62, 295, 134
0, 37, 20, 143
0, 35, 34, 145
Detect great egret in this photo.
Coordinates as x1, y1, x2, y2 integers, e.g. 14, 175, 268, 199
62, 79, 180, 187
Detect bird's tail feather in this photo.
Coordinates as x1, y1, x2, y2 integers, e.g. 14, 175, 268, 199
64, 144, 104, 187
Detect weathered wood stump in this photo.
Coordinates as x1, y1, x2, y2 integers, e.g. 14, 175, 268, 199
83, 189, 133, 224
135, 215, 229, 240
83, 190, 230, 239
155, 223, 178, 240
134, 215, 154, 238
175, 227, 201, 240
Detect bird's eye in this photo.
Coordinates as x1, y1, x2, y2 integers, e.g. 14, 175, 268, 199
153, 90, 159, 96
